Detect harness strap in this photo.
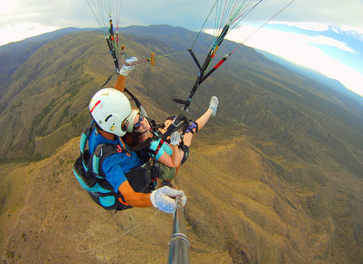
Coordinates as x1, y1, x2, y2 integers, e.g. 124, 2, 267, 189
81, 122, 97, 173
97, 142, 129, 178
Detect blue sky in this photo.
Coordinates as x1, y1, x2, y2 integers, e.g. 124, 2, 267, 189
1, 0, 363, 97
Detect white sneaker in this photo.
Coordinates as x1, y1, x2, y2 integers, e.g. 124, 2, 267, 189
209, 96, 219, 117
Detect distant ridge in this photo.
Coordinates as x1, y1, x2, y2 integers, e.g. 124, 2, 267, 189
256, 49, 363, 107
0, 27, 96, 52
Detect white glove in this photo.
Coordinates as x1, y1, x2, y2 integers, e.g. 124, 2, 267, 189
170, 131, 181, 145
150, 186, 187, 213
119, 57, 138, 76
139, 106, 148, 118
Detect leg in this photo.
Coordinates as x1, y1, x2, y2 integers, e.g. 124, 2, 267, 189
183, 96, 218, 147
156, 164, 178, 189
183, 108, 213, 147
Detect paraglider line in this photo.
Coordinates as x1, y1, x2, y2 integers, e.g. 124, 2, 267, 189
76, 183, 159, 254
76, 210, 160, 253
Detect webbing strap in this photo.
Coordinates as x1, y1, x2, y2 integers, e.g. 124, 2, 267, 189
93, 144, 103, 176
80, 123, 97, 172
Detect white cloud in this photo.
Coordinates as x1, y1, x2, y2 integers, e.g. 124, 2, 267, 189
219, 26, 353, 54
0, 1, 17, 13
336, 67, 363, 97
0, 23, 58, 46
339, 26, 363, 43
262, 22, 363, 45
269, 21, 329, 31
214, 26, 363, 97
301, 35, 354, 53
341, 26, 363, 34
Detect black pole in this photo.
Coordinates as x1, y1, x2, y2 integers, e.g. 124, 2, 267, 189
167, 197, 190, 264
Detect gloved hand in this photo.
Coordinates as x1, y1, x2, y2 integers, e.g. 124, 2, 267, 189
170, 131, 181, 145
139, 106, 148, 118
150, 186, 187, 213
119, 57, 138, 76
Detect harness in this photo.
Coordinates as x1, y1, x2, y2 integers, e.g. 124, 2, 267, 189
72, 122, 160, 210
152, 118, 196, 165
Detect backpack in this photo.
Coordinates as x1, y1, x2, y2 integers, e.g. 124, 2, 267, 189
72, 122, 160, 210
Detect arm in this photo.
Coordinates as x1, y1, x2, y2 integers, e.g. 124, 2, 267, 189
103, 153, 151, 207
155, 134, 181, 168
171, 144, 181, 167
113, 56, 138, 93
114, 75, 126, 92
118, 180, 153, 207
157, 147, 181, 168
119, 178, 187, 214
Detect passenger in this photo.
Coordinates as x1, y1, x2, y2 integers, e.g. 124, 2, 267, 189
123, 96, 219, 189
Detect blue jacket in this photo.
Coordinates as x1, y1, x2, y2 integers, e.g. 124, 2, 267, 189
88, 128, 143, 193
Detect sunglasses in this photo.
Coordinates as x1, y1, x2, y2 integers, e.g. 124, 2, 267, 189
133, 115, 145, 130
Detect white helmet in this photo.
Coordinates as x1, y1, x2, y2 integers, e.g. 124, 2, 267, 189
89, 88, 131, 137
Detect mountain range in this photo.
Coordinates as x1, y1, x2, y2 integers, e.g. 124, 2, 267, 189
256, 49, 363, 106
1, 25, 363, 263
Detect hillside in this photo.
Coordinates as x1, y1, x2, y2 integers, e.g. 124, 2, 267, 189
0, 28, 96, 110
1, 25, 363, 263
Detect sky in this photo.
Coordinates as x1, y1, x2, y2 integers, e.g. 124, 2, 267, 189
1, 0, 363, 97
